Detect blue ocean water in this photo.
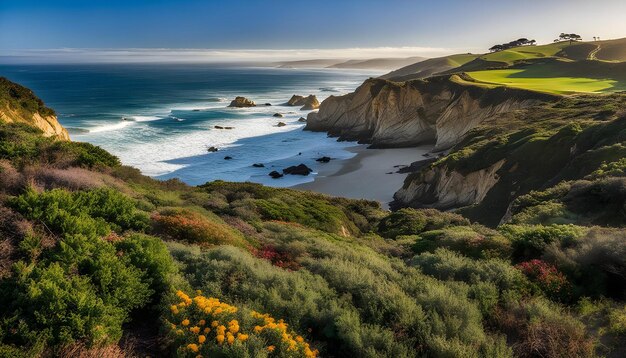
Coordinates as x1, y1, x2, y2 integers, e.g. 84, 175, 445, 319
0, 64, 378, 186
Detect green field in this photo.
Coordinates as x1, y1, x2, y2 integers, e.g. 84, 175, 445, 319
467, 69, 619, 94
480, 42, 573, 64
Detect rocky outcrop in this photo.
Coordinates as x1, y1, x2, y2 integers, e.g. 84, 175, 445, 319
0, 79, 69, 140
283, 164, 313, 175
228, 96, 256, 107
393, 159, 505, 210
305, 76, 556, 150
287, 95, 320, 110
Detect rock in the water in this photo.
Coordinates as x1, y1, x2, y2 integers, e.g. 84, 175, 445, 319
224, 126, 234, 129
286, 94, 320, 110
228, 96, 256, 107
298, 117, 307, 122
224, 156, 233, 160
276, 122, 286, 127
252, 163, 265, 168
273, 113, 284, 117
265, 103, 272, 106
283, 164, 312, 176
192, 109, 200, 112
269, 171, 284, 179
215, 125, 224, 129
315, 156, 331, 163
207, 146, 219, 152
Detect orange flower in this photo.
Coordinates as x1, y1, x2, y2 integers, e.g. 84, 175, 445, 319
187, 343, 199, 353
226, 332, 235, 345
203, 327, 210, 334
267, 345, 276, 352
190, 326, 200, 334
182, 319, 190, 326
216, 334, 225, 344
199, 319, 206, 326
198, 335, 206, 344
237, 333, 249, 342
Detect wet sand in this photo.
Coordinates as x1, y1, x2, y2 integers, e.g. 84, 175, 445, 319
293, 144, 433, 209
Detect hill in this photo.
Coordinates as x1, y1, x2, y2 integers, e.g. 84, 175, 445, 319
1, 77, 626, 357
380, 53, 478, 81
0, 77, 69, 140
327, 56, 427, 70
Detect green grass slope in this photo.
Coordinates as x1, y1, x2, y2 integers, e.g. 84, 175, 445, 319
380, 54, 478, 81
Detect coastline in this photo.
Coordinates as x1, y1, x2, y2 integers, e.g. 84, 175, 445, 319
293, 144, 433, 209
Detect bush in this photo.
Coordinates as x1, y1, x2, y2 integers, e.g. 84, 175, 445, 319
164, 290, 318, 357
378, 208, 469, 239
151, 208, 246, 247
499, 224, 587, 261
516, 260, 571, 301
414, 225, 512, 259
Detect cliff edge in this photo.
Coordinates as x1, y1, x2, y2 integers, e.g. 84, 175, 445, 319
0, 77, 69, 140
305, 75, 556, 150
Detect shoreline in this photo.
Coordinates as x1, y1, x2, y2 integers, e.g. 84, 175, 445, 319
293, 144, 433, 209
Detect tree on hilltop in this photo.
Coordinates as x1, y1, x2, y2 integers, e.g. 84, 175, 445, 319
557, 33, 582, 44
488, 38, 535, 52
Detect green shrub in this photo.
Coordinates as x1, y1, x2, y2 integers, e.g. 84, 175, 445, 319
10, 187, 149, 238
377, 208, 469, 239
499, 224, 587, 261
414, 225, 512, 259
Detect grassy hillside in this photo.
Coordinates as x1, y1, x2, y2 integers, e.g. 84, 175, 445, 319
384, 38, 626, 96
2, 81, 626, 357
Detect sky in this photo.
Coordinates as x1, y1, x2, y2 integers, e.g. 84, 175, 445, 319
1, 0, 626, 63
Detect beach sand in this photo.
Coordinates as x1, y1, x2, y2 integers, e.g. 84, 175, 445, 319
293, 144, 433, 209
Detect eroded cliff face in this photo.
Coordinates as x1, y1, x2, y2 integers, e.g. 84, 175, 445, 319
0, 104, 69, 140
392, 159, 505, 210
306, 76, 553, 150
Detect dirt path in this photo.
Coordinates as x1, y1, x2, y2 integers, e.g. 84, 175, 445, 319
589, 44, 602, 60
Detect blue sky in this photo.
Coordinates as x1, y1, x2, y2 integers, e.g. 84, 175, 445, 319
2, 0, 626, 62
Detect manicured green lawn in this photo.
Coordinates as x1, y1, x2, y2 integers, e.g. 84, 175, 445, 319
467, 69, 618, 94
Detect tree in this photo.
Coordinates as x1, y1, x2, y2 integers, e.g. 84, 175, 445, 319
557, 33, 582, 44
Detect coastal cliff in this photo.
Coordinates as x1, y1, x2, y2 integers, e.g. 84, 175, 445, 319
305, 75, 555, 150
0, 77, 69, 140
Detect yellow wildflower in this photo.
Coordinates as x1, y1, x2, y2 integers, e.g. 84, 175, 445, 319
216, 334, 225, 344
187, 343, 199, 353
182, 319, 190, 326
170, 305, 179, 314
198, 335, 206, 344
203, 327, 210, 334
267, 345, 275, 352
226, 332, 235, 345
199, 319, 206, 326
296, 335, 304, 343
190, 326, 200, 334
237, 333, 249, 342
211, 320, 219, 328
254, 325, 263, 333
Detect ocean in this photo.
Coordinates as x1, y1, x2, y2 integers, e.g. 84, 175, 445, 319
0, 63, 379, 186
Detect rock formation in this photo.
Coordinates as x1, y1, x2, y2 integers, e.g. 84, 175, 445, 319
287, 95, 320, 110
0, 78, 69, 140
228, 96, 256, 107
268, 170, 283, 178
276, 122, 286, 127
305, 76, 556, 150
283, 164, 313, 175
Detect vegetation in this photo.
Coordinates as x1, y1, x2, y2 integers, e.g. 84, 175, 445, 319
3, 68, 626, 357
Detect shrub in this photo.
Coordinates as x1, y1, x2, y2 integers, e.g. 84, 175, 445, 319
164, 290, 318, 357
151, 208, 246, 247
414, 225, 512, 259
378, 208, 469, 239
10, 187, 149, 238
499, 224, 587, 261
494, 298, 595, 358
516, 260, 571, 301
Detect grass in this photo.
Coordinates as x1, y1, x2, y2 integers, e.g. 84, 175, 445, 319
467, 69, 618, 94
481, 42, 578, 64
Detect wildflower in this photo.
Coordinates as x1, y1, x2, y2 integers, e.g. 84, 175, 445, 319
176, 329, 184, 335
267, 345, 275, 352
254, 325, 263, 333
196, 289, 202, 295
182, 319, 190, 326
170, 305, 179, 314
190, 326, 200, 334
296, 335, 304, 342
187, 343, 199, 353
199, 319, 206, 326
226, 332, 235, 345
216, 334, 225, 344
237, 333, 249, 342
203, 327, 210, 334
211, 320, 219, 328
198, 335, 206, 344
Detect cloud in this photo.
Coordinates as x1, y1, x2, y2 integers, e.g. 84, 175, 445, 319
0, 47, 462, 64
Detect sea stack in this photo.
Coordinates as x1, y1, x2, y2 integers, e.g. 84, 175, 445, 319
228, 96, 256, 107
286, 94, 320, 110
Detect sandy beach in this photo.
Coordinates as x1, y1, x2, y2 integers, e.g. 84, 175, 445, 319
293, 144, 433, 209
